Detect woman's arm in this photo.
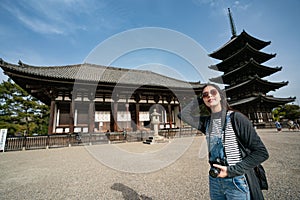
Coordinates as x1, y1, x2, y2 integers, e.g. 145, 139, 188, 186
227, 112, 269, 177
177, 97, 207, 133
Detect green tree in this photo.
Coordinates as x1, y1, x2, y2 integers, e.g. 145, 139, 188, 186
0, 79, 49, 136
272, 106, 286, 122
272, 104, 300, 121
283, 104, 300, 120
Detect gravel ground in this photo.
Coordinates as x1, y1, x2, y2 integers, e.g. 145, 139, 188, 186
0, 129, 299, 200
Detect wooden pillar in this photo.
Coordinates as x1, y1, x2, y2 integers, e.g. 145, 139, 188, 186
110, 109, 114, 132
135, 103, 140, 130
48, 98, 56, 135
153, 95, 160, 112
152, 95, 161, 129
168, 104, 173, 128
134, 94, 141, 131
69, 100, 75, 134
110, 94, 119, 132
47, 89, 57, 135
69, 90, 77, 134
113, 101, 118, 132
125, 100, 129, 130
88, 92, 95, 133
166, 96, 173, 128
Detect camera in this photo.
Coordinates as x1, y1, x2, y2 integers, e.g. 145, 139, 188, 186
209, 157, 227, 178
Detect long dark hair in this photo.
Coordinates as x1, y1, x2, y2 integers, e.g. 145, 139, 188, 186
202, 83, 232, 113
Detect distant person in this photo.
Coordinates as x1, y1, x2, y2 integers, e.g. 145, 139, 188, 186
275, 121, 282, 132
178, 83, 269, 200
294, 120, 300, 130
287, 120, 298, 131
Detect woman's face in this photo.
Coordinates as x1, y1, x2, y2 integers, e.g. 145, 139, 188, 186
202, 85, 222, 112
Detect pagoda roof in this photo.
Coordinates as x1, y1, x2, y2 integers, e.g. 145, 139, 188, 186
230, 94, 295, 107
209, 43, 276, 73
225, 75, 288, 96
209, 59, 282, 84
209, 30, 271, 60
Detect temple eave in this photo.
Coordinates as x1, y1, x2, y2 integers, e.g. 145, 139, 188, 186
230, 95, 295, 107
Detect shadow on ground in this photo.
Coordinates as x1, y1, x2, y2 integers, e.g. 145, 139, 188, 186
111, 183, 152, 200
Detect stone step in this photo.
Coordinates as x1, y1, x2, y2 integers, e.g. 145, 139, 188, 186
143, 136, 168, 145
143, 137, 153, 145
143, 140, 152, 145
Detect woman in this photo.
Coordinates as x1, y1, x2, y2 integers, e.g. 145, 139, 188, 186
179, 84, 269, 200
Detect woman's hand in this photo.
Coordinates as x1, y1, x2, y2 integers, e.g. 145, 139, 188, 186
213, 164, 228, 178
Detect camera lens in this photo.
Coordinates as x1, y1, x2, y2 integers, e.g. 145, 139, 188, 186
209, 167, 220, 178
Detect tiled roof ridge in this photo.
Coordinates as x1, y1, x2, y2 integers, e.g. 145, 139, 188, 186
0, 58, 202, 86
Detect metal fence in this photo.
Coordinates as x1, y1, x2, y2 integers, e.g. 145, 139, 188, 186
4, 128, 200, 152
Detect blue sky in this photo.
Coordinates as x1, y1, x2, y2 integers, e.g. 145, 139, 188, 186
0, 0, 299, 103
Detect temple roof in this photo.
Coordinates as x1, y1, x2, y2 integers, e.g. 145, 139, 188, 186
209, 59, 282, 84
229, 94, 295, 107
209, 30, 271, 60
0, 59, 202, 90
0, 59, 204, 105
209, 43, 276, 73
225, 75, 288, 96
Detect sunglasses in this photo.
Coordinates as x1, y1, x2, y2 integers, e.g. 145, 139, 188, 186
202, 89, 218, 98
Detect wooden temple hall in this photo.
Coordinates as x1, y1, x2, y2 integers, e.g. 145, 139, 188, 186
0, 59, 204, 135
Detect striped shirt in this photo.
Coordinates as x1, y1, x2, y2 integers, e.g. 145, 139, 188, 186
207, 111, 242, 166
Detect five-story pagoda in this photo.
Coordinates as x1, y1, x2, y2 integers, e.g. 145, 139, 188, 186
208, 8, 295, 128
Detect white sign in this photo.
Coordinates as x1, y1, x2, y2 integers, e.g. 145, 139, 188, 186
95, 111, 111, 122
139, 112, 150, 121
117, 111, 131, 122
0, 129, 8, 152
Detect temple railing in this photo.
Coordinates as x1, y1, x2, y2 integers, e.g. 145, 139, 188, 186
3, 128, 200, 152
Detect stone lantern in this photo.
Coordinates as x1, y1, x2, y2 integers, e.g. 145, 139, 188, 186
151, 109, 160, 134
150, 109, 164, 142
143, 108, 166, 144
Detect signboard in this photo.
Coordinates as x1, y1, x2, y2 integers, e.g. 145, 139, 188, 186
95, 111, 110, 122
117, 111, 131, 122
139, 112, 150, 121
0, 129, 8, 152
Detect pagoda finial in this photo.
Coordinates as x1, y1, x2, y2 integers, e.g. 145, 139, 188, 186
228, 8, 237, 38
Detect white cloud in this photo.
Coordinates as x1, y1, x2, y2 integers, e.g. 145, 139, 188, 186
1, 0, 106, 35
233, 1, 251, 11
18, 14, 65, 35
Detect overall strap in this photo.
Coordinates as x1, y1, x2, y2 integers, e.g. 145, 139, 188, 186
205, 111, 229, 135
207, 111, 229, 159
